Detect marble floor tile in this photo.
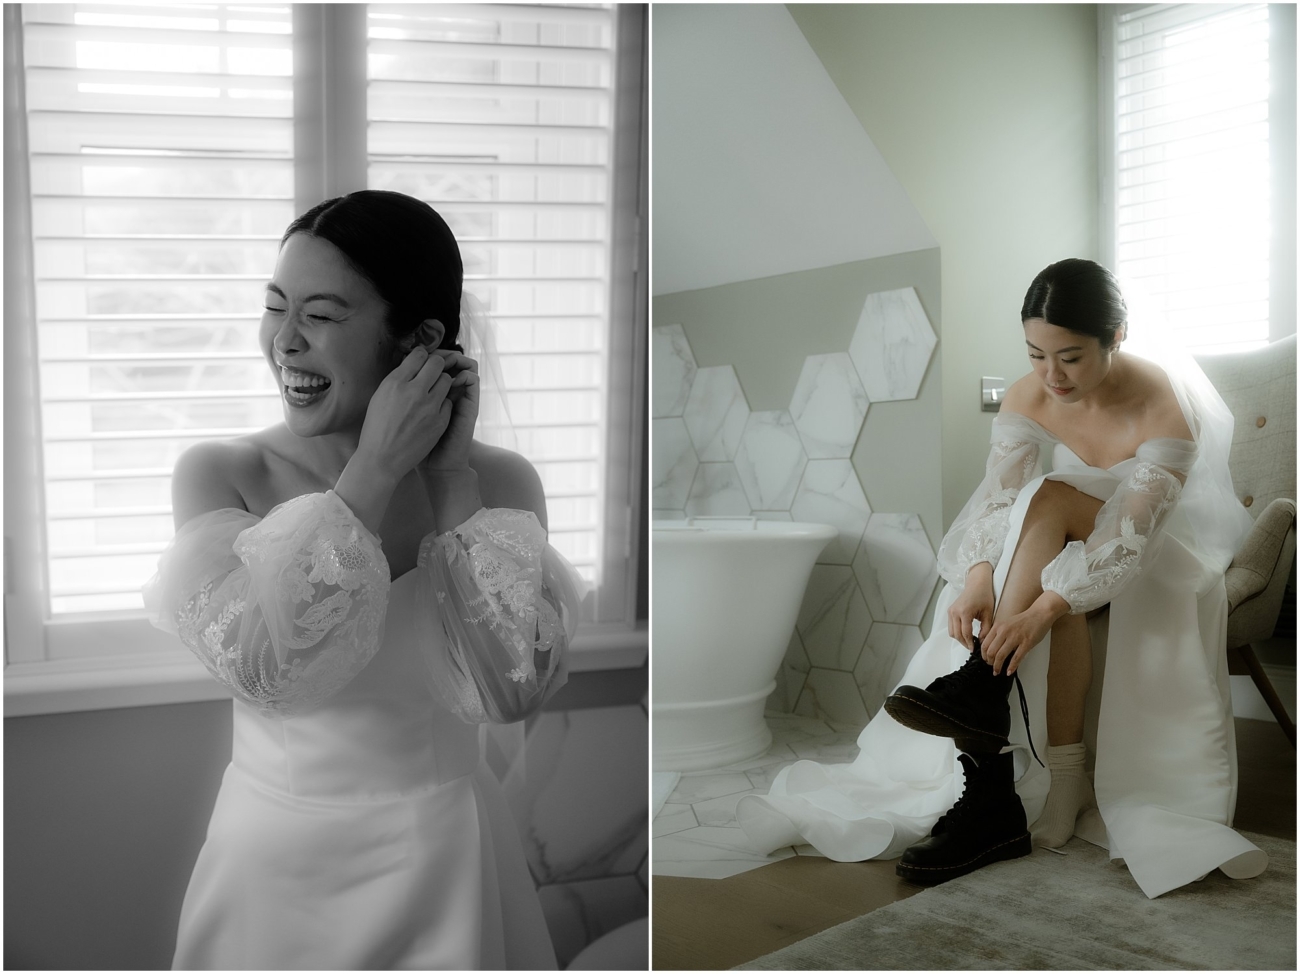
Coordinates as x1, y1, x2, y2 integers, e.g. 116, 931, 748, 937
653, 803, 699, 837
745, 761, 791, 791
652, 323, 697, 418
652, 772, 680, 818
652, 825, 796, 879
691, 787, 759, 827
709, 741, 797, 773
667, 771, 754, 805
766, 713, 836, 745
787, 729, 862, 759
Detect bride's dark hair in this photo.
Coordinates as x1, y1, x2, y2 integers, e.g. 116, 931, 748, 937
281, 190, 465, 353
1021, 258, 1127, 348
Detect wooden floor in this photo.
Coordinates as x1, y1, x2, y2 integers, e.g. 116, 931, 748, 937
651, 717, 1297, 971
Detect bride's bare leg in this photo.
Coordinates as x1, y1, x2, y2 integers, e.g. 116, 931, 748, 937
994, 480, 1103, 847
992, 480, 1102, 624
1046, 612, 1091, 745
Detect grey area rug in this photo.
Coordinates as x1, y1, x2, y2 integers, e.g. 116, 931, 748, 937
736, 832, 1296, 971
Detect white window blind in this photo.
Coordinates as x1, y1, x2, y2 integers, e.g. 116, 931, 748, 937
1112, 3, 1272, 352
365, 4, 615, 589
22, 3, 294, 617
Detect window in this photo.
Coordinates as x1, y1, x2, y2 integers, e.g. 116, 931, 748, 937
4, 3, 647, 715
1100, 3, 1297, 354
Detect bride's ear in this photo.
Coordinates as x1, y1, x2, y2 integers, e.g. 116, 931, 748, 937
399, 319, 446, 354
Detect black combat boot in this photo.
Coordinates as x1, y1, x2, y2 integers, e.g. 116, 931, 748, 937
895, 751, 1031, 886
883, 640, 1014, 755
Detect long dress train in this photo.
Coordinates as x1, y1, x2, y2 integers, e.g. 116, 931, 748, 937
737, 349, 1267, 899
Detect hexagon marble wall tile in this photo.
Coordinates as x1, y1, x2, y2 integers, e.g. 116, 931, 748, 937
684, 365, 750, 461
650, 299, 938, 723
684, 462, 749, 517
734, 411, 806, 511
853, 513, 938, 626
789, 352, 870, 459
848, 287, 936, 402
790, 459, 871, 565
652, 417, 697, 510
652, 323, 696, 418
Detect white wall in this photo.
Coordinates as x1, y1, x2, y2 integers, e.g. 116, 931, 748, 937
652, 3, 934, 296
789, 3, 1099, 524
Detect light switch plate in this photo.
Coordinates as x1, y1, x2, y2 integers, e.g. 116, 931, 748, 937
982, 377, 1005, 412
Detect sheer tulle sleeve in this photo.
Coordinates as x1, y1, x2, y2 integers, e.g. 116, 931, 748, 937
936, 412, 1046, 588
414, 508, 584, 725
1040, 438, 1196, 614
142, 491, 390, 718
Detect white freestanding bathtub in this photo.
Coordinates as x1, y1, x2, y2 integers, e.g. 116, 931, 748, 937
653, 518, 836, 771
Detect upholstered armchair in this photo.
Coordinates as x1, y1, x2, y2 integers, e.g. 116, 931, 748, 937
1197, 334, 1297, 746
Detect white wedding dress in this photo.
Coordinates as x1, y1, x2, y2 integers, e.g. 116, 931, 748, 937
737, 345, 1269, 899
144, 491, 584, 969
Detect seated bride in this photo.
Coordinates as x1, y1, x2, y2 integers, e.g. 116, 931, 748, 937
738, 258, 1267, 899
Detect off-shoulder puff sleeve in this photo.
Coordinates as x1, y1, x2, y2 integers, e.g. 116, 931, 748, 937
1040, 438, 1196, 614
936, 412, 1046, 589
414, 508, 585, 725
143, 491, 390, 718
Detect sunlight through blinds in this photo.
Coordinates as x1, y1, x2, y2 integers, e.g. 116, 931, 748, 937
365, 3, 615, 586
23, 3, 293, 615
1114, 3, 1271, 353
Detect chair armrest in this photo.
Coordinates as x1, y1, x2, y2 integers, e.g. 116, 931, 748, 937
1225, 498, 1296, 648
1226, 498, 1296, 610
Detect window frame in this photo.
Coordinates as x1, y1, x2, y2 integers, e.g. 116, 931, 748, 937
1098, 2, 1298, 348
4, 3, 648, 718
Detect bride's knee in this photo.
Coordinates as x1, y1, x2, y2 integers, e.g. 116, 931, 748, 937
1025, 480, 1102, 539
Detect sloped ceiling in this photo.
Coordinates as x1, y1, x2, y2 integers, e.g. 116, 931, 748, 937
652, 4, 935, 296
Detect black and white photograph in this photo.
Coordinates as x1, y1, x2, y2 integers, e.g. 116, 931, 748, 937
5, 3, 647, 969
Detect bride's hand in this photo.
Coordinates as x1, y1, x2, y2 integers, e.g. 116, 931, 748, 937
948, 565, 995, 651
980, 604, 1054, 676
420, 351, 479, 472
356, 346, 456, 482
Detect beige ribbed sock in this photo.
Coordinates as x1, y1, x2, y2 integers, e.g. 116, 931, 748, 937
1030, 742, 1094, 849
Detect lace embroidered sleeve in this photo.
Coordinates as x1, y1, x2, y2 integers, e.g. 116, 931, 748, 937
142, 491, 390, 718
1040, 439, 1196, 614
936, 413, 1045, 589
414, 508, 585, 725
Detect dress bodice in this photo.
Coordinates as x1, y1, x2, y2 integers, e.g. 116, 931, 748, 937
231, 569, 481, 803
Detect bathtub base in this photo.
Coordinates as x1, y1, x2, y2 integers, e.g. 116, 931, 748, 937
653, 682, 775, 772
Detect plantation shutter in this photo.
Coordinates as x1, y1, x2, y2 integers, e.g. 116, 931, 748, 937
1113, 3, 1271, 351
364, 3, 615, 586
22, 3, 295, 615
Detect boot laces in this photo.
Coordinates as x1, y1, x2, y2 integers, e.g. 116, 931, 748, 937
944, 640, 1043, 769
936, 754, 990, 830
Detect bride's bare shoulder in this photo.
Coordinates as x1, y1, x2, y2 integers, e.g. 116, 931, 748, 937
468, 441, 548, 530
1124, 355, 1193, 441
1001, 373, 1050, 416
170, 433, 266, 528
